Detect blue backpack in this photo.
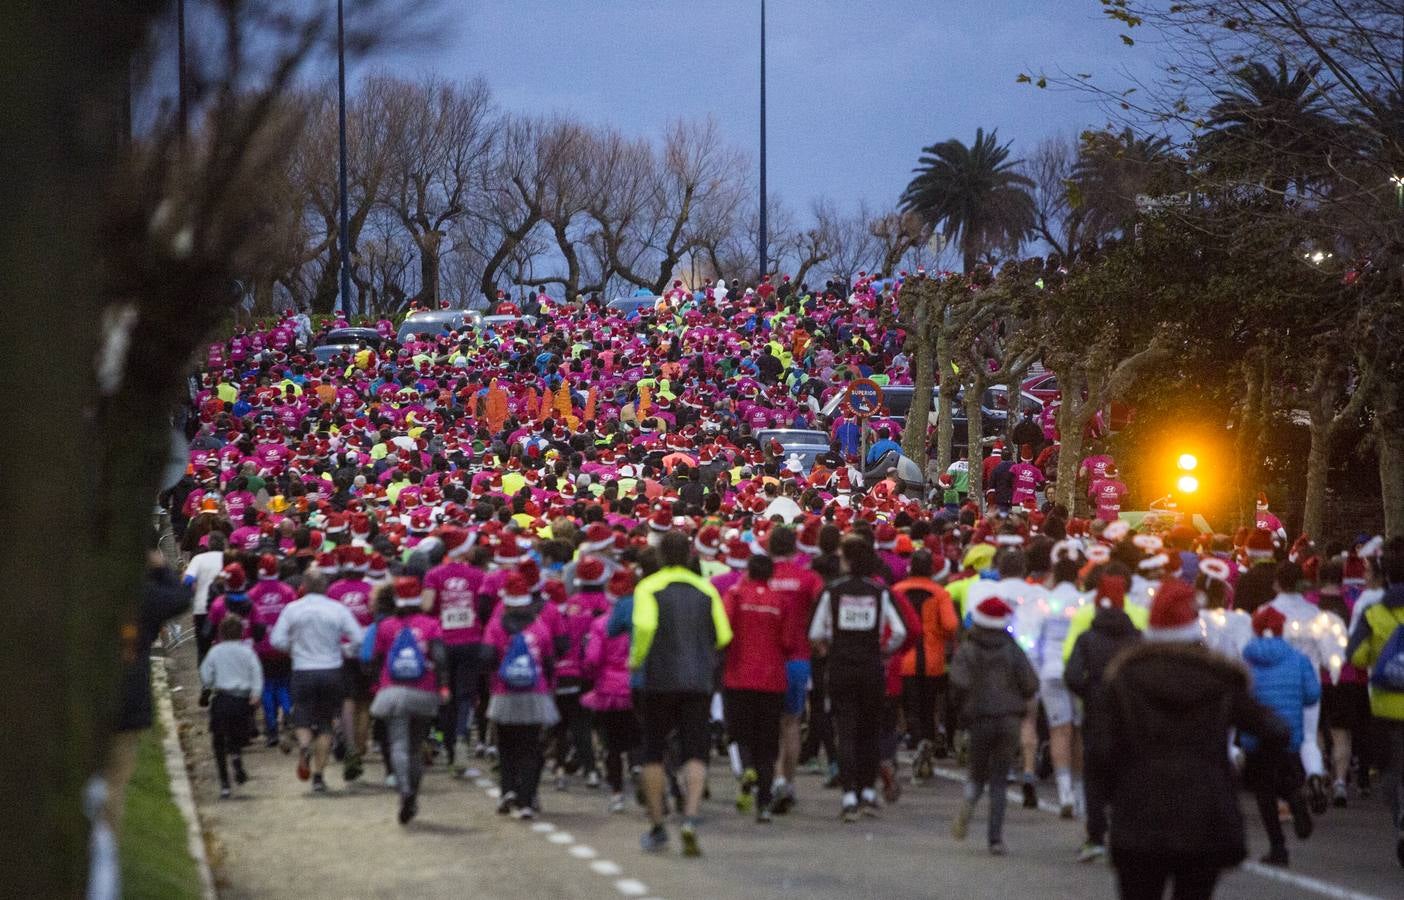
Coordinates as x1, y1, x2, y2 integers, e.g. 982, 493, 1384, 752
498, 632, 539, 692
387, 624, 428, 683
1370, 613, 1404, 693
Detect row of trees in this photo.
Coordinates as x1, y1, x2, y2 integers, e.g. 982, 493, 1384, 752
891, 2, 1404, 540
244, 74, 935, 315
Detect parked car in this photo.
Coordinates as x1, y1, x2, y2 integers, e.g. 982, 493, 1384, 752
315, 327, 384, 349
396, 310, 476, 344
755, 428, 831, 473
478, 313, 537, 332
819, 384, 1042, 448
607, 296, 659, 318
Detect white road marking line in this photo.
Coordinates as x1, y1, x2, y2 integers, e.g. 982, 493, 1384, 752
530, 822, 556, 833
590, 860, 623, 876
547, 832, 574, 844
614, 878, 649, 896
1241, 862, 1385, 900
930, 766, 1385, 900
569, 845, 598, 859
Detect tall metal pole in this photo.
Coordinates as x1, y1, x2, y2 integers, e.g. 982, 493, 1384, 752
336, 0, 353, 315
758, 0, 768, 280
177, 0, 188, 144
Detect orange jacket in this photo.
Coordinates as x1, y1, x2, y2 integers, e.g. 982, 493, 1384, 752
894, 577, 958, 677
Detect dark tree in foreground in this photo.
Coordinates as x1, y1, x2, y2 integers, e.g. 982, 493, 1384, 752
0, 2, 418, 894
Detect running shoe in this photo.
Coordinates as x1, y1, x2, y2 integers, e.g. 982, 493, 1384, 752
1289, 795, 1314, 840
264, 735, 279, 749
219, 786, 231, 800
296, 748, 310, 781
608, 794, 626, 814
398, 794, 418, 825
343, 754, 363, 783
680, 821, 701, 857
756, 803, 773, 824
879, 762, 901, 804
233, 761, 248, 785
1260, 846, 1289, 867
1306, 774, 1329, 815
512, 805, 536, 820
453, 738, 471, 775
1076, 842, 1106, 863
496, 790, 517, 815
640, 824, 669, 853
989, 841, 1007, 857
771, 782, 796, 815
1021, 781, 1038, 809
1059, 802, 1075, 820
1332, 780, 1348, 808
913, 740, 934, 781
585, 770, 601, 789
736, 768, 758, 812
952, 800, 972, 841
311, 774, 327, 793
840, 802, 859, 824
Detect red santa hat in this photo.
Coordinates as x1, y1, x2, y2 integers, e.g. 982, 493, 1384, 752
1252, 605, 1287, 638
393, 576, 422, 608
316, 551, 341, 575
724, 538, 752, 569
1146, 580, 1200, 642
493, 538, 525, 567
1245, 528, 1276, 559
971, 596, 1014, 630
694, 525, 722, 558
257, 553, 280, 580
606, 569, 636, 599
367, 553, 389, 580
220, 563, 247, 593
582, 522, 614, 553
649, 508, 673, 532
1095, 574, 1127, 610
1256, 492, 1270, 510
797, 519, 821, 555
502, 572, 533, 607
875, 523, 898, 550
576, 555, 606, 585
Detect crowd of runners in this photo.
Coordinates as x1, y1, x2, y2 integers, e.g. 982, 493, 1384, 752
159, 273, 1404, 899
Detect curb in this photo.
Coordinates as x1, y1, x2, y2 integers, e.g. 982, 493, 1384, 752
152, 659, 218, 900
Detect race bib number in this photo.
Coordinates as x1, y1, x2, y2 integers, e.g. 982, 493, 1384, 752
441, 605, 474, 630
837, 594, 876, 630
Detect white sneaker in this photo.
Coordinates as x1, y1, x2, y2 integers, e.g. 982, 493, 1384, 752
385, 774, 397, 789
585, 770, 601, 789
609, 794, 626, 814
453, 738, 471, 774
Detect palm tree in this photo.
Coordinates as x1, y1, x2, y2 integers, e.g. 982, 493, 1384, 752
1197, 54, 1336, 196
1070, 128, 1181, 237
900, 128, 1035, 272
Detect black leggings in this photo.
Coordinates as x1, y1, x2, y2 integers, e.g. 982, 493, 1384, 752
594, 709, 641, 793
725, 689, 784, 806
800, 657, 836, 763
829, 678, 884, 795
209, 692, 250, 787
901, 674, 949, 744
550, 683, 597, 775
497, 724, 544, 808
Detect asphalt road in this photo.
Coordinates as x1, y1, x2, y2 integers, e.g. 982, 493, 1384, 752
164, 637, 1400, 899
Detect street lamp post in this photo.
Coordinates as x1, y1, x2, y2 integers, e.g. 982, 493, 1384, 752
758, 0, 767, 280
336, 0, 353, 316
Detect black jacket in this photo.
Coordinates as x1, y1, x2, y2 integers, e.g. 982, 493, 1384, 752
1093, 641, 1287, 866
117, 567, 193, 732
1065, 606, 1140, 701
1233, 562, 1277, 614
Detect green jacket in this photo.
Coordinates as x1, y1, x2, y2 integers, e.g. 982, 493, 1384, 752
1351, 600, 1404, 721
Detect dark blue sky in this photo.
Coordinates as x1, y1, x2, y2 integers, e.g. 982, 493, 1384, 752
377, 0, 1152, 211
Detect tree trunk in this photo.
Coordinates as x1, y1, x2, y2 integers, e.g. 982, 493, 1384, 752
935, 336, 955, 474
900, 304, 934, 466
965, 381, 987, 512
1053, 382, 1087, 512
1378, 376, 1404, 538
416, 230, 442, 308
1301, 420, 1331, 541
1232, 357, 1263, 531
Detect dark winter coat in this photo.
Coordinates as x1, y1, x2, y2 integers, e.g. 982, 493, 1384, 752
1233, 562, 1277, 614
948, 625, 1038, 722
117, 566, 194, 732
1092, 640, 1288, 867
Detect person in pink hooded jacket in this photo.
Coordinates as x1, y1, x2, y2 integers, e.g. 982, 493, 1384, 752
583, 568, 639, 813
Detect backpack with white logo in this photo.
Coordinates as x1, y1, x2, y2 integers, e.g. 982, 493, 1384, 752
498, 632, 539, 692
388, 624, 428, 683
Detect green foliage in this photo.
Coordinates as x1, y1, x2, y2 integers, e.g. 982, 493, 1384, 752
119, 725, 201, 900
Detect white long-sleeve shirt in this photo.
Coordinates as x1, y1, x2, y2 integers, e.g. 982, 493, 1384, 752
199, 640, 264, 697
269, 593, 364, 671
